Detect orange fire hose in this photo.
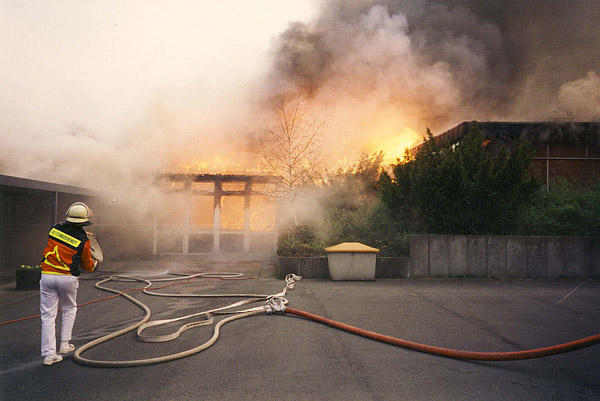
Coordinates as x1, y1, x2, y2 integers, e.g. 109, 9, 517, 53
285, 307, 600, 361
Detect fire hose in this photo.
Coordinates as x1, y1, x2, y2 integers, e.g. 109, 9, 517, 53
284, 308, 600, 361
73, 273, 296, 367
67, 273, 600, 367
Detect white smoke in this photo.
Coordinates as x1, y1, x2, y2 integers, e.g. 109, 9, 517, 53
0, 1, 317, 193
557, 71, 600, 121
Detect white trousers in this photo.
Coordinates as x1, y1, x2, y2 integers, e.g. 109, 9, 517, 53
40, 274, 79, 357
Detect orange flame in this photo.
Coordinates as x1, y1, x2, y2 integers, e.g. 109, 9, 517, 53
177, 154, 263, 175
363, 114, 421, 164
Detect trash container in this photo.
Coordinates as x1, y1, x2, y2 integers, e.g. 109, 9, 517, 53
325, 242, 379, 281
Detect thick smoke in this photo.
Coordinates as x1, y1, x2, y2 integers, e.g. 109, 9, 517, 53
266, 0, 600, 153
2, 1, 599, 191
0, 1, 282, 195
557, 71, 600, 121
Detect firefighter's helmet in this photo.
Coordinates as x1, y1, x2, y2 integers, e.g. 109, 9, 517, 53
66, 202, 93, 224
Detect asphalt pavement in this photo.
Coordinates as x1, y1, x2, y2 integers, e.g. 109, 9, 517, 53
1, 269, 599, 401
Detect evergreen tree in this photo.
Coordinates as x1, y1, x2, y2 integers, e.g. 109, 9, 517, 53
379, 123, 539, 234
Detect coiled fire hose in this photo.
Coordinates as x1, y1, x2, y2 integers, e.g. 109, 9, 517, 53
72, 273, 600, 367
73, 273, 296, 367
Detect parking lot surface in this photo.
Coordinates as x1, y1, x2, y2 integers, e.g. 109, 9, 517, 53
1, 270, 599, 400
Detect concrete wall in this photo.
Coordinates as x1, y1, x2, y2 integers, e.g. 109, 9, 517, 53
278, 257, 410, 279
410, 235, 600, 279
279, 235, 599, 280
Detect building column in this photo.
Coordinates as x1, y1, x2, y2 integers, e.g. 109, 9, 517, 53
183, 180, 191, 254
213, 180, 222, 252
243, 180, 251, 253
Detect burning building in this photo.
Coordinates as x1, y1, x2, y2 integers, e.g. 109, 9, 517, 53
410, 122, 600, 188
154, 173, 278, 257
0, 172, 279, 280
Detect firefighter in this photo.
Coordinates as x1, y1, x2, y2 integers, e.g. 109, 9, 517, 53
40, 202, 97, 366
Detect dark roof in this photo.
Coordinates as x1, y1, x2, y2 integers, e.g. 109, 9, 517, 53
161, 173, 274, 184
411, 122, 600, 154
0, 174, 101, 196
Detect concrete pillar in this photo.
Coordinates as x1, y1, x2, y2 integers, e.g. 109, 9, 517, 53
243, 180, 251, 253
213, 180, 222, 252
183, 180, 191, 255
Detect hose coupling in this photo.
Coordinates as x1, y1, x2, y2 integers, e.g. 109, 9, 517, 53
265, 297, 287, 314
285, 274, 302, 290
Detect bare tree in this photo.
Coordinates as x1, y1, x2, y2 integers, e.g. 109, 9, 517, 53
257, 89, 326, 203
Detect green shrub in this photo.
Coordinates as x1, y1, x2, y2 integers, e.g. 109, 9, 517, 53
379, 124, 540, 235
316, 152, 410, 256
323, 202, 410, 256
518, 179, 600, 236
277, 225, 326, 256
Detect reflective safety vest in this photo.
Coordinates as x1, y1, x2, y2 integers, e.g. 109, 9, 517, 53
41, 222, 95, 276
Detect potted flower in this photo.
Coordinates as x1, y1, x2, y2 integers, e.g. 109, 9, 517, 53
16, 264, 41, 290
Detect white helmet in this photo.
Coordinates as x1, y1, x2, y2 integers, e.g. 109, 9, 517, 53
66, 202, 93, 223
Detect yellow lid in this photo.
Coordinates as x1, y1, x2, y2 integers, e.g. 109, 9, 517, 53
325, 242, 379, 253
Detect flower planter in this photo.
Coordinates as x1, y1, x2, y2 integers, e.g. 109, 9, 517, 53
16, 267, 41, 290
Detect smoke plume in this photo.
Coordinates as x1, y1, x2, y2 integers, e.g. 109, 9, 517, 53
2, 1, 599, 193
0, 1, 304, 194
265, 0, 600, 160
